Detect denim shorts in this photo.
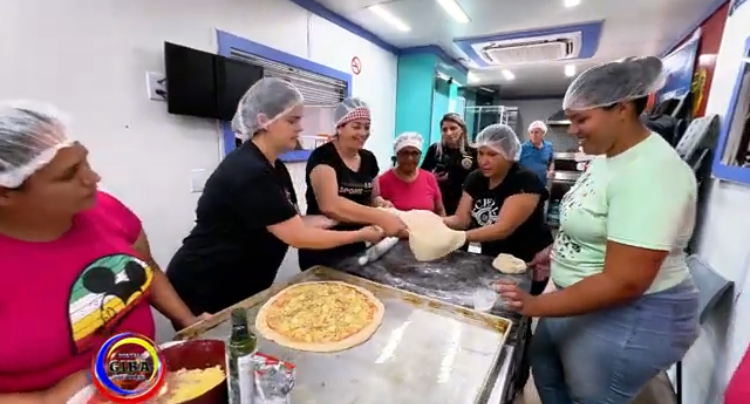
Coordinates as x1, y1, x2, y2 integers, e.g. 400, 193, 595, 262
530, 279, 699, 404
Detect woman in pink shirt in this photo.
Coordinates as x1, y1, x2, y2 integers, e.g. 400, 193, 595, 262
724, 343, 750, 404
0, 102, 203, 403
377, 132, 445, 215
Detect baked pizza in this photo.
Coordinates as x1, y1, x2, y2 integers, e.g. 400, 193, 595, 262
255, 281, 385, 352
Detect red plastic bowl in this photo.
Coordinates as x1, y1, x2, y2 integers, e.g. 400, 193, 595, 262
161, 339, 227, 404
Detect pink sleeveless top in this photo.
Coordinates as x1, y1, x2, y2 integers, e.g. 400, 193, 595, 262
725, 342, 750, 404
377, 169, 442, 212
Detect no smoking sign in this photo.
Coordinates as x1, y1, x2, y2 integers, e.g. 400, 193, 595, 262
351, 56, 362, 75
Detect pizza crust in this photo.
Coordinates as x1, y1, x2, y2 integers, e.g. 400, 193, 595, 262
492, 253, 527, 274
380, 208, 466, 261
255, 281, 385, 353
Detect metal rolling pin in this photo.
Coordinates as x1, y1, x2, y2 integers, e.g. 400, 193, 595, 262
358, 237, 400, 265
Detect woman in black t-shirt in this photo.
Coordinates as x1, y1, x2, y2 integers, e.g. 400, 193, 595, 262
443, 123, 552, 393
444, 123, 552, 287
299, 98, 407, 270
421, 113, 477, 215
167, 80, 385, 315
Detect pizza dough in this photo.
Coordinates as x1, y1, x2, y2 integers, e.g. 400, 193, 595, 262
492, 253, 527, 274
381, 208, 466, 261
255, 281, 384, 353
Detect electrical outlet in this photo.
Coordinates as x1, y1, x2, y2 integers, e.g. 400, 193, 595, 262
190, 169, 208, 193
145, 72, 167, 102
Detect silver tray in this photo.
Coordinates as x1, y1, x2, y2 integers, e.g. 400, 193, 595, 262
176, 266, 513, 404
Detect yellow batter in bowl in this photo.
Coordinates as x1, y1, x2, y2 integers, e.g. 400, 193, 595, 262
158, 366, 226, 404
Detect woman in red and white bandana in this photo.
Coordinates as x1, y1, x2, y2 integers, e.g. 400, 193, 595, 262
299, 98, 407, 270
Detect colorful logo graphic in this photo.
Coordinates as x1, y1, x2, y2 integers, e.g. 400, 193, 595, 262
91, 333, 166, 403
69, 254, 153, 355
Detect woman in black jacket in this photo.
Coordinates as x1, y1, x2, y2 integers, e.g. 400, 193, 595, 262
421, 113, 477, 215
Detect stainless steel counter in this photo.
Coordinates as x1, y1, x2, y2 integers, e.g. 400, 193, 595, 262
552, 171, 581, 183
336, 242, 530, 344
488, 346, 517, 404
335, 242, 532, 403
180, 267, 514, 404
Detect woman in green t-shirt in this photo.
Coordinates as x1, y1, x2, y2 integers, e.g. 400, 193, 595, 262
497, 57, 700, 404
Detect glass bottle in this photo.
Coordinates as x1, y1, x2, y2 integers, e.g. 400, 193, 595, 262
226, 308, 257, 404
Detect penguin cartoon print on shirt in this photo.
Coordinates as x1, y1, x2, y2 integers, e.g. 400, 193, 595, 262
67, 253, 153, 353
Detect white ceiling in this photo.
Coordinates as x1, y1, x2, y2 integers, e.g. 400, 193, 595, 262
310, 0, 722, 98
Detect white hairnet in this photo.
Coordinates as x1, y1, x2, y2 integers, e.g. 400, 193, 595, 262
528, 120, 547, 134
394, 132, 423, 153
334, 98, 371, 127
473, 123, 521, 161
231, 78, 304, 139
563, 56, 665, 111
0, 101, 74, 188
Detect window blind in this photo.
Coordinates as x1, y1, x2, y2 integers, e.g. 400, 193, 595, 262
229, 48, 346, 106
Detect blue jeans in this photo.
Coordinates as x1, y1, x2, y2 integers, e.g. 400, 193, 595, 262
530, 280, 699, 404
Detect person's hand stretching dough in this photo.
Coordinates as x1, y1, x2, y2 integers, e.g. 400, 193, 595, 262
398, 209, 465, 261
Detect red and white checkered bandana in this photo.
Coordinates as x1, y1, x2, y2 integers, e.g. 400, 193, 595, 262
336, 107, 371, 127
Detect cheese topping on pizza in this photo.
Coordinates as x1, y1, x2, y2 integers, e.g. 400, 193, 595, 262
264, 283, 377, 343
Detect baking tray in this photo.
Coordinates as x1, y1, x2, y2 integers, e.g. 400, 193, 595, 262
336, 241, 530, 323
176, 267, 512, 404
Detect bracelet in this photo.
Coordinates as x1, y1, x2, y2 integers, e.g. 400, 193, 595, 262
84, 370, 94, 384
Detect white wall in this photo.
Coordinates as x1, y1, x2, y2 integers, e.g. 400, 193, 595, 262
683, 4, 750, 403
0, 0, 397, 340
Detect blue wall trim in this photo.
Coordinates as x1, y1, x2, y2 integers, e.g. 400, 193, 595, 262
711, 36, 750, 185
216, 29, 352, 162
216, 30, 351, 83
453, 21, 604, 69
288, 0, 467, 76
286, 0, 400, 54
287, 0, 729, 90
660, 0, 730, 57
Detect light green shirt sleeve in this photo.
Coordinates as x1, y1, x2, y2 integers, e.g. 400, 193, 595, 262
606, 163, 695, 251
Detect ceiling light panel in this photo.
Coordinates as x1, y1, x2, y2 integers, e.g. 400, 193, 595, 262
502, 70, 515, 80
368, 5, 411, 32
436, 0, 470, 23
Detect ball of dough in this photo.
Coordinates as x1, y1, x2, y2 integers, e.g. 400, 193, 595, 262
492, 253, 527, 274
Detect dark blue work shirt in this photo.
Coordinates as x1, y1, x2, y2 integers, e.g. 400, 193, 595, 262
518, 140, 553, 186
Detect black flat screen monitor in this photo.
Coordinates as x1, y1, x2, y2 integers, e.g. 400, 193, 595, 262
164, 42, 219, 119
216, 58, 264, 121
